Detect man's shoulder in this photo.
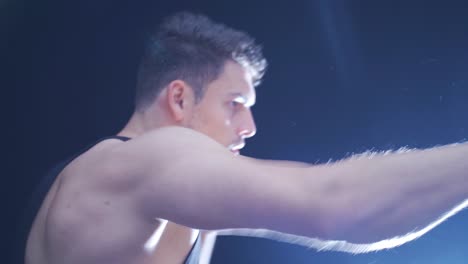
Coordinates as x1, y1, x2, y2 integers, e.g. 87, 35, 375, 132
59, 137, 136, 193
58, 128, 198, 192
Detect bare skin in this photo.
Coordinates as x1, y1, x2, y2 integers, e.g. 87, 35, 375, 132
25, 139, 211, 264
25, 61, 468, 264
26, 61, 255, 264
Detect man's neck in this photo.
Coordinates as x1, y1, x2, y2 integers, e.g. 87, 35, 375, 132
117, 112, 150, 138
117, 111, 176, 138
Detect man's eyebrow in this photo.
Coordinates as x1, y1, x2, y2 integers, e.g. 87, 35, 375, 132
229, 92, 247, 101
228, 92, 255, 107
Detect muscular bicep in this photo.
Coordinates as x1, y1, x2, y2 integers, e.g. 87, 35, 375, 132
104, 127, 326, 237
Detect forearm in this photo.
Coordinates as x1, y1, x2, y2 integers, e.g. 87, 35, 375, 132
317, 142, 468, 244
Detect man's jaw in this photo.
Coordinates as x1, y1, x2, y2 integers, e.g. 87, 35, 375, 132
228, 142, 245, 156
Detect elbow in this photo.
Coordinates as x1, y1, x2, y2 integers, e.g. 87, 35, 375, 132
315, 208, 375, 245
313, 204, 350, 242
318, 203, 397, 245
313, 192, 376, 244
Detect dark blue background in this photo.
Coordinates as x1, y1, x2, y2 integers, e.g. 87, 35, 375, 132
4, 0, 468, 263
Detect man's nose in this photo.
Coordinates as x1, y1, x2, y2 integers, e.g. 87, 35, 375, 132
238, 110, 257, 138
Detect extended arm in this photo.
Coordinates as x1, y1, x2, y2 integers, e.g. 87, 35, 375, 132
103, 127, 468, 252
218, 144, 468, 253
309, 144, 468, 244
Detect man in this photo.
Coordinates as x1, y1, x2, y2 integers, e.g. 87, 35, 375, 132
20, 11, 467, 264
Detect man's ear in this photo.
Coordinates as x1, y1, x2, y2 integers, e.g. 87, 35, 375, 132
165, 80, 194, 122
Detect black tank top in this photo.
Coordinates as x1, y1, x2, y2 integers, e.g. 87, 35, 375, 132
16, 136, 201, 264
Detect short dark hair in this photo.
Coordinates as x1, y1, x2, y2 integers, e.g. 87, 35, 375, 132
134, 12, 267, 111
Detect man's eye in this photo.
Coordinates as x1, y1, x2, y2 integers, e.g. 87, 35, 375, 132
231, 101, 241, 107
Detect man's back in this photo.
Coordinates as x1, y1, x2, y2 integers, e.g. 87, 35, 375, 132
24, 137, 201, 264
